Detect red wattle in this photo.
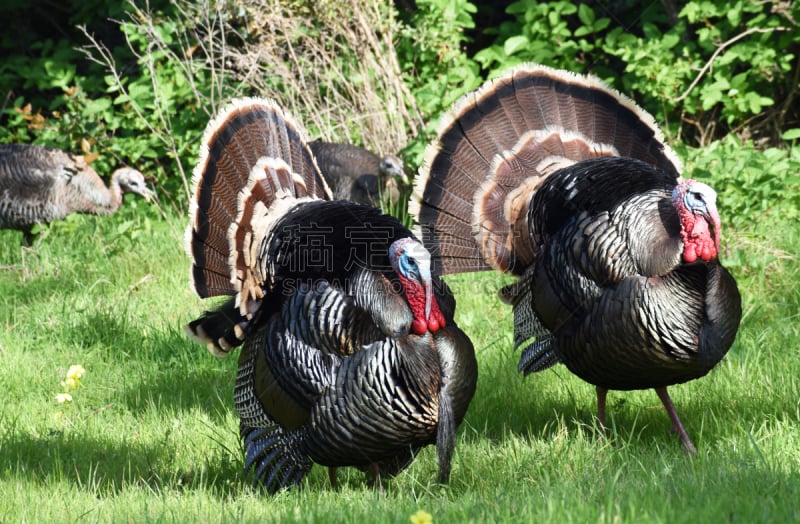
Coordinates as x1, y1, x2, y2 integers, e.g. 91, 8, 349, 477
411, 318, 427, 335
427, 315, 440, 332
683, 244, 697, 263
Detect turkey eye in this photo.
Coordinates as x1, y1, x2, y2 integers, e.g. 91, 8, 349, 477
407, 257, 417, 266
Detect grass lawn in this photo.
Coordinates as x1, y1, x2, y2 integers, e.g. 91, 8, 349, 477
1, 197, 798, 523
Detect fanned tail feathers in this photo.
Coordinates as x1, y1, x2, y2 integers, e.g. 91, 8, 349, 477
184, 97, 332, 355
411, 63, 682, 276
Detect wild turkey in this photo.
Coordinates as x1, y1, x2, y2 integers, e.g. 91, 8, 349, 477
184, 98, 477, 492
0, 143, 152, 244
307, 140, 407, 208
411, 64, 742, 454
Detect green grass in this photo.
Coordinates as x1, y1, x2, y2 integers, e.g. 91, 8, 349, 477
1, 200, 798, 523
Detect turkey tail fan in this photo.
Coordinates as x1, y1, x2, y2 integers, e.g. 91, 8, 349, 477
411, 63, 683, 276
185, 97, 332, 301
241, 424, 312, 493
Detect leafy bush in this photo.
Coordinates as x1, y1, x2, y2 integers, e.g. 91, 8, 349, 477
0, 1, 210, 210
395, 0, 483, 164
79, 2, 223, 204
473, 0, 799, 146
684, 135, 800, 229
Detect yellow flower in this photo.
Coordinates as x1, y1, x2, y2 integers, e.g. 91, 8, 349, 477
55, 393, 73, 403
410, 510, 433, 524
66, 365, 85, 381
61, 377, 79, 389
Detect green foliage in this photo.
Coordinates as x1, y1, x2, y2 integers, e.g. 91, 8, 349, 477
475, 0, 610, 73
0, 2, 218, 210
395, 0, 483, 165
89, 11, 215, 200
472, 0, 799, 145
686, 137, 800, 228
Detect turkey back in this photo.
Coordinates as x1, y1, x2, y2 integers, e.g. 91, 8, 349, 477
411, 64, 684, 276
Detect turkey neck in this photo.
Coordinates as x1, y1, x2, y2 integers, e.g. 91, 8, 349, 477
65, 167, 121, 215
105, 170, 126, 211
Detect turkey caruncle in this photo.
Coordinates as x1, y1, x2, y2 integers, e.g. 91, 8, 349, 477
0, 143, 152, 245
184, 98, 477, 492
411, 64, 742, 454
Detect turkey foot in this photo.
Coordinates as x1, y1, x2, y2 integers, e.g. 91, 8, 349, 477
655, 387, 698, 455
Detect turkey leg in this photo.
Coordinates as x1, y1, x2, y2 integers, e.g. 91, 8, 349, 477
655, 387, 698, 455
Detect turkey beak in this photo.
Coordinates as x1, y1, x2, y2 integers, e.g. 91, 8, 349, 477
396, 170, 410, 186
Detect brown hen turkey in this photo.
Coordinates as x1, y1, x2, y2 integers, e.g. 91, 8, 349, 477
308, 140, 407, 208
184, 98, 477, 492
411, 64, 742, 454
0, 144, 151, 244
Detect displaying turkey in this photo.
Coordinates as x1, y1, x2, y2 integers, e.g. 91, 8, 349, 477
308, 140, 408, 208
0, 143, 152, 244
184, 98, 477, 492
411, 64, 742, 454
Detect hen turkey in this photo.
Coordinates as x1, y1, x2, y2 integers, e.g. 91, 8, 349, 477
184, 98, 477, 492
0, 143, 151, 244
308, 140, 407, 208
411, 64, 741, 454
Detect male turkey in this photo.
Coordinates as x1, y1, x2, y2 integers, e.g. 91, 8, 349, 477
411, 64, 742, 454
307, 140, 407, 208
184, 98, 477, 492
0, 143, 152, 244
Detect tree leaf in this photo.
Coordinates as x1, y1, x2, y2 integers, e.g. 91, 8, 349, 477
504, 35, 529, 56
781, 128, 800, 141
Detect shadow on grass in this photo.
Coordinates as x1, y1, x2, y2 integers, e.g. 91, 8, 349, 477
458, 354, 793, 456
0, 426, 246, 497
0, 273, 75, 308
65, 310, 239, 426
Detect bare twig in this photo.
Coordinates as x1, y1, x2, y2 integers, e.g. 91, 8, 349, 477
675, 26, 789, 103
227, 0, 421, 157
77, 0, 420, 206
